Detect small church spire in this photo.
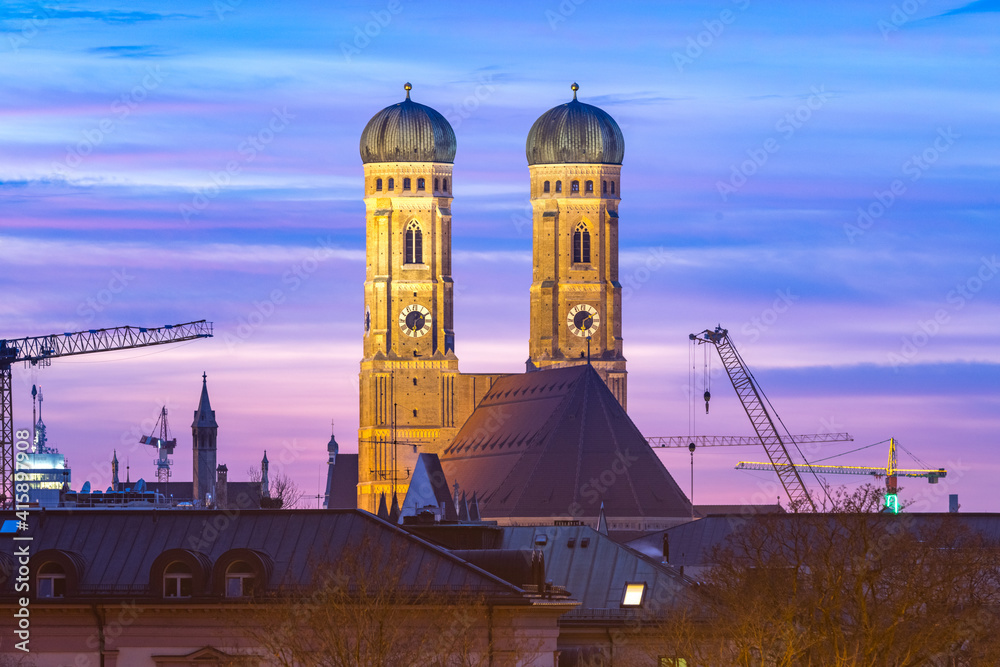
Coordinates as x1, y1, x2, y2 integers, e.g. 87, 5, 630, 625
261, 450, 270, 499
111, 450, 120, 491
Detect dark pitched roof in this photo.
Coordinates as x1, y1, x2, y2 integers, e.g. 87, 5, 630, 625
325, 453, 358, 509
400, 453, 457, 520
0, 509, 528, 598
440, 365, 691, 520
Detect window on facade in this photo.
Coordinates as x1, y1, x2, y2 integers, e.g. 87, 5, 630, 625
555, 180, 562, 193
388, 178, 395, 191
443, 178, 449, 192
543, 181, 550, 193
434, 177, 440, 191
37, 562, 66, 599
602, 180, 607, 194
164, 561, 193, 598
585, 180, 594, 193
621, 582, 646, 607
417, 177, 425, 191
403, 177, 411, 191
225, 562, 255, 598
376, 178, 383, 192
571, 180, 580, 193
573, 222, 591, 264
405, 220, 423, 264
611, 181, 615, 194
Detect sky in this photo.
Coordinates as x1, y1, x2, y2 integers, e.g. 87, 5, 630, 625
1, 0, 998, 512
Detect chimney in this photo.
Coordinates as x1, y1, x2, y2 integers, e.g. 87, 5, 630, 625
216, 464, 228, 509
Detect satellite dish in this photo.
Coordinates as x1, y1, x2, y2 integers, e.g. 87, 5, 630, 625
81, 481, 91, 493
134, 479, 146, 493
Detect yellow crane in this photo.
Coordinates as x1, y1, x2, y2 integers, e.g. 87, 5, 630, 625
736, 437, 946, 513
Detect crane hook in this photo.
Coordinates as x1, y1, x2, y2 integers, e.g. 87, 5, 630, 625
703, 390, 711, 414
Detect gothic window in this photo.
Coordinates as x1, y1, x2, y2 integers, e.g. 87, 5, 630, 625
388, 177, 395, 191
611, 181, 615, 194
164, 562, 193, 598
225, 562, 255, 598
37, 562, 66, 598
571, 180, 580, 193
602, 180, 607, 194
403, 177, 411, 191
586, 180, 594, 193
555, 180, 562, 193
573, 222, 591, 264
443, 178, 449, 192
376, 178, 383, 192
434, 177, 439, 190
405, 220, 423, 264
543, 181, 550, 193
417, 177, 425, 191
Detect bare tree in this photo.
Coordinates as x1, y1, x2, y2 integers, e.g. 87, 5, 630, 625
245, 464, 302, 509
639, 485, 1000, 666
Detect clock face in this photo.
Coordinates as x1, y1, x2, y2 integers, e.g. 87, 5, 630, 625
567, 304, 600, 338
399, 304, 431, 338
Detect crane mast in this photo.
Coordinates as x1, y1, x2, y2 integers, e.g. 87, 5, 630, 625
0, 320, 212, 508
690, 326, 817, 511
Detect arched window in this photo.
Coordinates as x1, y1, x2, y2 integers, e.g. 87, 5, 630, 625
37, 562, 66, 599
164, 562, 193, 598
443, 178, 449, 192
585, 180, 594, 193
388, 177, 395, 191
543, 181, 550, 193
555, 180, 562, 193
417, 178, 425, 191
611, 181, 615, 194
403, 177, 411, 191
405, 220, 423, 264
434, 177, 440, 191
602, 180, 607, 194
573, 222, 591, 264
571, 180, 580, 193
225, 561, 255, 598
376, 178, 383, 192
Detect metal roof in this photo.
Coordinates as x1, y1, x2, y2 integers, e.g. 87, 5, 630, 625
360, 88, 457, 164
440, 365, 692, 520
526, 91, 624, 166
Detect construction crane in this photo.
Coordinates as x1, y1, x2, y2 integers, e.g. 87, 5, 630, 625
736, 437, 946, 513
690, 326, 819, 511
140, 406, 176, 484
646, 433, 853, 448
0, 320, 213, 508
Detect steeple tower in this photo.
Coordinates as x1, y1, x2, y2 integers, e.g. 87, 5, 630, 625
323, 421, 339, 509
191, 372, 218, 505
111, 450, 120, 492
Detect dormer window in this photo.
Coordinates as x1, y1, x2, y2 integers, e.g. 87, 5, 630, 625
164, 562, 193, 598
225, 562, 255, 598
622, 582, 646, 607
37, 562, 66, 599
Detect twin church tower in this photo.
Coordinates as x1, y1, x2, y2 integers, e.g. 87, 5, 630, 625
357, 83, 627, 511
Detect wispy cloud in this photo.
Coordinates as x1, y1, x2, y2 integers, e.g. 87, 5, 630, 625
87, 45, 171, 58
941, 0, 1000, 15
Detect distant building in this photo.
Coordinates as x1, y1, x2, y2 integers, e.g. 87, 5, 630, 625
19, 386, 71, 508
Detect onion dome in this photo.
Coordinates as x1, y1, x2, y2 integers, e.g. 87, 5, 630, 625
526, 83, 624, 166
360, 83, 457, 164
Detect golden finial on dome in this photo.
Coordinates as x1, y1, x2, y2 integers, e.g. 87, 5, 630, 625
404, 82, 412, 99
571, 82, 579, 100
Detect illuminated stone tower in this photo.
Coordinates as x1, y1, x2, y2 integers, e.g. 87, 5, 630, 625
357, 83, 460, 513
525, 83, 627, 408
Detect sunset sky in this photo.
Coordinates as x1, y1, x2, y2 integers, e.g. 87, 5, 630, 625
2, 0, 998, 511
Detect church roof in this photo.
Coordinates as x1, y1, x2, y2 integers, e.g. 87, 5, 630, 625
440, 365, 691, 520
192, 373, 217, 429
526, 84, 624, 166
360, 83, 457, 164
325, 453, 359, 509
